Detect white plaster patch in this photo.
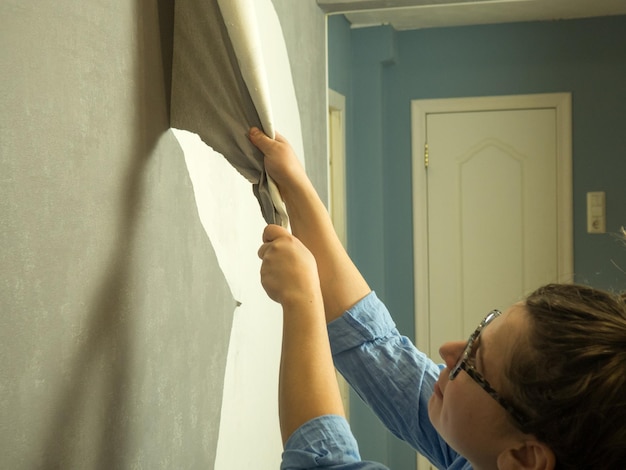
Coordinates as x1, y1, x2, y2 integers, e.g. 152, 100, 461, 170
174, 127, 286, 469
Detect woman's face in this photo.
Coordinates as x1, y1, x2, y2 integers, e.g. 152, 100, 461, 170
428, 303, 529, 468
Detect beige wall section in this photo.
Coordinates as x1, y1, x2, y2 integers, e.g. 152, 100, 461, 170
0, 0, 328, 469
273, 0, 329, 205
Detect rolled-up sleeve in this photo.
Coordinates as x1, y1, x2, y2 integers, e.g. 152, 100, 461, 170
327, 292, 466, 469
281, 415, 389, 470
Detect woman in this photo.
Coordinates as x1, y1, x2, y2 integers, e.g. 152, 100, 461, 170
251, 127, 626, 470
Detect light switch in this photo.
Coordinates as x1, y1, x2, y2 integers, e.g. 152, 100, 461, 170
587, 191, 606, 234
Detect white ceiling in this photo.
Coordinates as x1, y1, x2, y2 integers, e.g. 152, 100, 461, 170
317, 0, 626, 30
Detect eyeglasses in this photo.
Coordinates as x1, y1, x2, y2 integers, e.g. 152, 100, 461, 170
449, 309, 529, 426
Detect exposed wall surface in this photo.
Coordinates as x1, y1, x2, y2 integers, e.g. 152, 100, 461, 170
1, 1, 327, 469
274, 0, 329, 205
328, 13, 626, 469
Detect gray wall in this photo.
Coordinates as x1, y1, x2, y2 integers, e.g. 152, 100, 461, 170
0, 1, 327, 468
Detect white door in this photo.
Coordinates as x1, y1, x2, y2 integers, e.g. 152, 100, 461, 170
411, 94, 573, 469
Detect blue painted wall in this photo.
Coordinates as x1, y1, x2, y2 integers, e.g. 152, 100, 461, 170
329, 13, 626, 469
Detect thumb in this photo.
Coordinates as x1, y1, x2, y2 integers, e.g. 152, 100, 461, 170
262, 224, 289, 243
248, 127, 278, 155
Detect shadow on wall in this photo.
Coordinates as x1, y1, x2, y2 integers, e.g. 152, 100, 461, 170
158, 0, 176, 118
40, 1, 174, 467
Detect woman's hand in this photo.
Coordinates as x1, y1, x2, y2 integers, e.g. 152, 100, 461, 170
258, 224, 321, 309
248, 127, 308, 199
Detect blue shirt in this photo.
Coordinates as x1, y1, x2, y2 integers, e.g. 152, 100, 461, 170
281, 292, 472, 470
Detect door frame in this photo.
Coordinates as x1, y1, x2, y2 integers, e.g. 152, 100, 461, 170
328, 88, 351, 418
411, 92, 573, 360
328, 88, 348, 248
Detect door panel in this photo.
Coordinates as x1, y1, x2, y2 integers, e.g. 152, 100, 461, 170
411, 94, 572, 470
427, 108, 557, 352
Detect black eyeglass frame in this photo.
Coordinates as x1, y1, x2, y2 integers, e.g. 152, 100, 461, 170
449, 309, 529, 427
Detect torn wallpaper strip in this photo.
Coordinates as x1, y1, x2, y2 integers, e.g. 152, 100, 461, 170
170, 0, 287, 227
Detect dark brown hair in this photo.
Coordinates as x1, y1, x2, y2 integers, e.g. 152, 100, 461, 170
507, 283, 626, 469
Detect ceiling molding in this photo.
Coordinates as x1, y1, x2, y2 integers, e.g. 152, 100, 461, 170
318, 0, 626, 30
